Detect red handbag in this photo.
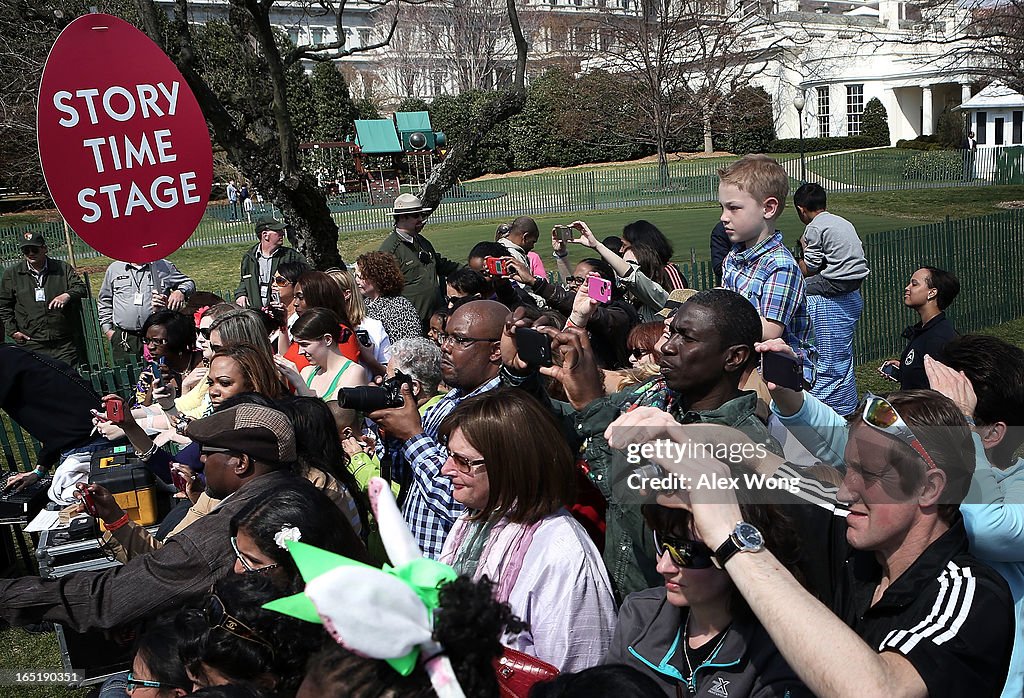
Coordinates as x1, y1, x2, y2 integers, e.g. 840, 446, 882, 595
493, 647, 559, 698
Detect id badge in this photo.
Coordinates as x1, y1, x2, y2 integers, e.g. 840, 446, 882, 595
133, 292, 144, 306
35, 288, 46, 302
260, 284, 270, 303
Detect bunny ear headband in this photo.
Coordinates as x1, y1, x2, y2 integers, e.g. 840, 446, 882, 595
263, 477, 466, 698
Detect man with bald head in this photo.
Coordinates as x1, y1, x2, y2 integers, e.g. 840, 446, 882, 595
371, 300, 507, 557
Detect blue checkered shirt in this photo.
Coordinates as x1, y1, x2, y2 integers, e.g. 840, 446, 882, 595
400, 375, 502, 559
722, 233, 818, 384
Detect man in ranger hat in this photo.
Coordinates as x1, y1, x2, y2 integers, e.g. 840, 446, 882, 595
0, 231, 88, 367
379, 193, 460, 327
234, 215, 308, 309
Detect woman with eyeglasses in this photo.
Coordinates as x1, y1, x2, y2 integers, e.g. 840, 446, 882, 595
275, 308, 367, 401
229, 478, 370, 590
437, 388, 617, 672
119, 613, 191, 697
606, 501, 809, 697
354, 251, 424, 343
178, 574, 326, 694
132, 309, 202, 408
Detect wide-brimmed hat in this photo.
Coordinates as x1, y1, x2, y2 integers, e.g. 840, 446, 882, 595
392, 194, 431, 217
657, 288, 699, 318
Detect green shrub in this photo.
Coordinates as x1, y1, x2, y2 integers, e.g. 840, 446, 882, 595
902, 150, 964, 180
768, 135, 878, 152
895, 138, 950, 151
861, 98, 890, 146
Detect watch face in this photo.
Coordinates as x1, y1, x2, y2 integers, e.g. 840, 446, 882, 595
735, 522, 765, 550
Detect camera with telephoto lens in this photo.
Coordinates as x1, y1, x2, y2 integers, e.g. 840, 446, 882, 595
337, 370, 414, 412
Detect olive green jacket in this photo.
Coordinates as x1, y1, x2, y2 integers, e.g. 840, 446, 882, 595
379, 230, 460, 325
0, 258, 87, 342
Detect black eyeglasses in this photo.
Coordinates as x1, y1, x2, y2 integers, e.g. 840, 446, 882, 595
652, 530, 718, 569
564, 276, 585, 286
230, 536, 280, 575
204, 593, 275, 654
438, 333, 500, 349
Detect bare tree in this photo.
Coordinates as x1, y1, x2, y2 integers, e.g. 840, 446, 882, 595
588, 0, 782, 183
418, 0, 528, 209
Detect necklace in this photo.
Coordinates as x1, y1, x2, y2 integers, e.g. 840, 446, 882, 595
681, 614, 730, 690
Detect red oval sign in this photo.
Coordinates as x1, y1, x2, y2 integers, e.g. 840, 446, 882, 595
37, 14, 212, 264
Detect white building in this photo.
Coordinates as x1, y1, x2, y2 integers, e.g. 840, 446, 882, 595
163, 0, 991, 146
958, 82, 1024, 147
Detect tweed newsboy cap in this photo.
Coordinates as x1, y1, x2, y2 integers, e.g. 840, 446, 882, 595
186, 404, 297, 464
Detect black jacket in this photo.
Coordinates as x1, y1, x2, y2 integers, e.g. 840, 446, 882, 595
0, 345, 98, 468
898, 312, 957, 389
606, 588, 811, 698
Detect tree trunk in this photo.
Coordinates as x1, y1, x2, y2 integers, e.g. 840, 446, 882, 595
703, 110, 714, 154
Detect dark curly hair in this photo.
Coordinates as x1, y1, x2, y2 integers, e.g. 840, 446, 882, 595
300, 576, 526, 697
177, 575, 326, 695
357, 251, 406, 297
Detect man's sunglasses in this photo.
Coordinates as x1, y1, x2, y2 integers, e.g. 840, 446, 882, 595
861, 392, 938, 471
204, 593, 274, 654
652, 530, 719, 569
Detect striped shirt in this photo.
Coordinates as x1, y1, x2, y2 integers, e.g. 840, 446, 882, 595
400, 375, 502, 559
773, 462, 1014, 697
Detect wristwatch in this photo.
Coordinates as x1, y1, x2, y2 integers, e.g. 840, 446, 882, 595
714, 521, 765, 567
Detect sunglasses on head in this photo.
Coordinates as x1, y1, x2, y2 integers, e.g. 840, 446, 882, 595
652, 530, 719, 569
204, 593, 274, 654
861, 392, 938, 471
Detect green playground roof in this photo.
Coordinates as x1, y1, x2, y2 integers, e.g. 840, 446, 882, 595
394, 111, 432, 133
354, 120, 403, 154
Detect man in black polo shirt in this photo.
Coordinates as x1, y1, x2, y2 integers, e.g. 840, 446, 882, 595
608, 387, 1014, 697
1, 320, 101, 492
881, 266, 959, 390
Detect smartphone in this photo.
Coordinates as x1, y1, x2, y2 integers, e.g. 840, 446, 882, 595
761, 351, 804, 391
271, 286, 281, 304
514, 327, 553, 368
171, 470, 189, 493
879, 363, 900, 382
484, 256, 511, 276
90, 409, 110, 423
356, 329, 372, 347
149, 360, 162, 382
587, 276, 612, 303
77, 483, 98, 517
105, 396, 125, 423
553, 225, 580, 242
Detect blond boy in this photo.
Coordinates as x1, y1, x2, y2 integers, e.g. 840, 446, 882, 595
719, 155, 817, 385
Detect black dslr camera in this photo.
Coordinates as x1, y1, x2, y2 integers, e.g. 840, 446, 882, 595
337, 370, 414, 412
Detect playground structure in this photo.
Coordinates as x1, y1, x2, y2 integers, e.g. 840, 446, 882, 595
298, 111, 447, 205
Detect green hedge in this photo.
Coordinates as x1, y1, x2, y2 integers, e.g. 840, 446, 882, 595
768, 135, 880, 153
895, 137, 954, 152
903, 150, 964, 180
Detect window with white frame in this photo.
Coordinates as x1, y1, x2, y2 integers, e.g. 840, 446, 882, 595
817, 86, 830, 138
846, 84, 864, 135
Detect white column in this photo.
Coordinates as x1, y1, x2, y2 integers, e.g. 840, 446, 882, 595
921, 85, 934, 136
961, 84, 972, 104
